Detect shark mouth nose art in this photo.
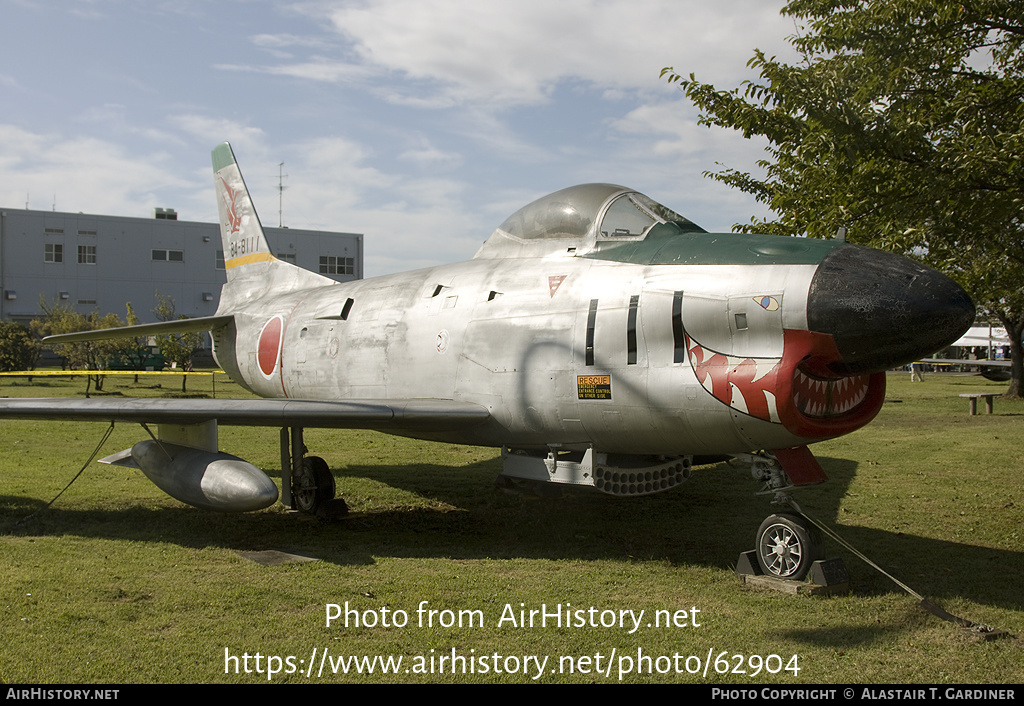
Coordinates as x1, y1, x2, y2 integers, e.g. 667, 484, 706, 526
685, 329, 885, 440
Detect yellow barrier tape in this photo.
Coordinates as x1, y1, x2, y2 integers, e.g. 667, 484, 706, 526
0, 370, 225, 376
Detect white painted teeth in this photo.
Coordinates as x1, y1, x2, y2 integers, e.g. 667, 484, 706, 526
794, 371, 869, 418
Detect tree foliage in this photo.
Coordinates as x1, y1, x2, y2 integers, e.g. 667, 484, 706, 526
114, 302, 157, 374
0, 322, 39, 372
663, 0, 1024, 395
31, 297, 124, 395
153, 293, 203, 392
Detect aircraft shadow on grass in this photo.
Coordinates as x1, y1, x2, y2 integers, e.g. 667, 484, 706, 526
3, 454, 1021, 615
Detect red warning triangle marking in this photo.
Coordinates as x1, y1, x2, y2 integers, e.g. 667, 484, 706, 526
548, 275, 567, 298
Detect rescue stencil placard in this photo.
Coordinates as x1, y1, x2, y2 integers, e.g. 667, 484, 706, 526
577, 375, 612, 400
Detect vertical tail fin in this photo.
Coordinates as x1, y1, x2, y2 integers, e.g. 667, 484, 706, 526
212, 142, 276, 283
212, 143, 334, 303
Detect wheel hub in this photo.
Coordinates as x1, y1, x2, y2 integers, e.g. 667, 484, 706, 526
760, 523, 805, 577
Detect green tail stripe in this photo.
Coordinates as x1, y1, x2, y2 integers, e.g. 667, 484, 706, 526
211, 143, 236, 173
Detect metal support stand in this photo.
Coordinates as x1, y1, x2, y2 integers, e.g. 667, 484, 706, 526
279, 427, 292, 508
278, 426, 305, 510
291, 426, 304, 507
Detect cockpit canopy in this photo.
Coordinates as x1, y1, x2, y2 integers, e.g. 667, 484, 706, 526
474, 184, 705, 259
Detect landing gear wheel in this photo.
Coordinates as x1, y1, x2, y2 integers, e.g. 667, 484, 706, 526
292, 456, 336, 514
756, 513, 824, 580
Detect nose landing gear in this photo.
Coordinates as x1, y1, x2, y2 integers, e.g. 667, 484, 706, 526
756, 513, 824, 580
736, 450, 843, 588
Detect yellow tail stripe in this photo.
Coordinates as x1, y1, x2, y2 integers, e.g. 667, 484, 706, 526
225, 252, 278, 269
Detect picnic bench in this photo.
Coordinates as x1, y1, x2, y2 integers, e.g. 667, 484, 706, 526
959, 392, 999, 415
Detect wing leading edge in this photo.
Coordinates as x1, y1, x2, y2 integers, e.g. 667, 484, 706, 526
0, 397, 490, 432
41, 315, 234, 345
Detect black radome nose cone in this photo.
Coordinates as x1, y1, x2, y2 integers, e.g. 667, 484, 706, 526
807, 245, 975, 375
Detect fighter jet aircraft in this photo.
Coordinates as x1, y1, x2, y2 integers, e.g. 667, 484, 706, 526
0, 143, 975, 581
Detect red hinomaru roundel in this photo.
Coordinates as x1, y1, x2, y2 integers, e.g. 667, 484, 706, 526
257, 316, 283, 377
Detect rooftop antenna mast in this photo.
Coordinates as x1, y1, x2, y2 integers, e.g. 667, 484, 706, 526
276, 162, 288, 227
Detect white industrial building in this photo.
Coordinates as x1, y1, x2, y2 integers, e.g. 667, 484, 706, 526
0, 207, 362, 326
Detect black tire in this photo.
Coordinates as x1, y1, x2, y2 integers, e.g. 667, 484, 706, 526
756, 513, 824, 580
292, 456, 335, 514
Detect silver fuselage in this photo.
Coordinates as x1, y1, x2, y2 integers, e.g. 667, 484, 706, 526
215, 255, 819, 456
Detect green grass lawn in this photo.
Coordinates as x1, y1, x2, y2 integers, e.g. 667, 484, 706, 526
1, 371, 1021, 683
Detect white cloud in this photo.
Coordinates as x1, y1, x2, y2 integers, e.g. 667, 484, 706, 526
216, 58, 379, 84
170, 115, 267, 156
250, 33, 335, 50
0, 73, 24, 90
398, 139, 464, 170
0, 125, 194, 217
0, 1, 797, 276
288, 0, 795, 107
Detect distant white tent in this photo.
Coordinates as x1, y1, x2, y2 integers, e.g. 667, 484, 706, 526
952, 326, 1011, 357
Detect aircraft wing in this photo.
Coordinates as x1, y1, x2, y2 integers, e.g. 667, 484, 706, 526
42, 315, 234, 344
920, 358, 1011, 381
921, 357, 1011, 367
0, 397, 490, 432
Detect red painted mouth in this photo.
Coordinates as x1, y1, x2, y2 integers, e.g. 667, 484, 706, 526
685, 329, 885, 440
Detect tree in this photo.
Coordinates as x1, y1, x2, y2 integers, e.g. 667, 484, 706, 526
31, 297, 123, 396
109, 302, 157, 382
153, 293, 203, 393
0, 322, 39, 372
663, 0, 1024, 396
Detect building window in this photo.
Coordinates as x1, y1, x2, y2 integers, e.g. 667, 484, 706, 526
77, 229, 97, 236
78, 245, 96, 264
45, 244, 63, 263
319, 256, 354, 275
215, 250, 225, 270
152, 249, 184, 261
277, 253, 297, 264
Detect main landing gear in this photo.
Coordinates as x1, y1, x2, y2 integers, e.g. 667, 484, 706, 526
280, 427, 348, 517
294, 455, 336, 514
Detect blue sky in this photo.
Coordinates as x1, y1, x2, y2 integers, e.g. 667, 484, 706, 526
1, 0, 794, 277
